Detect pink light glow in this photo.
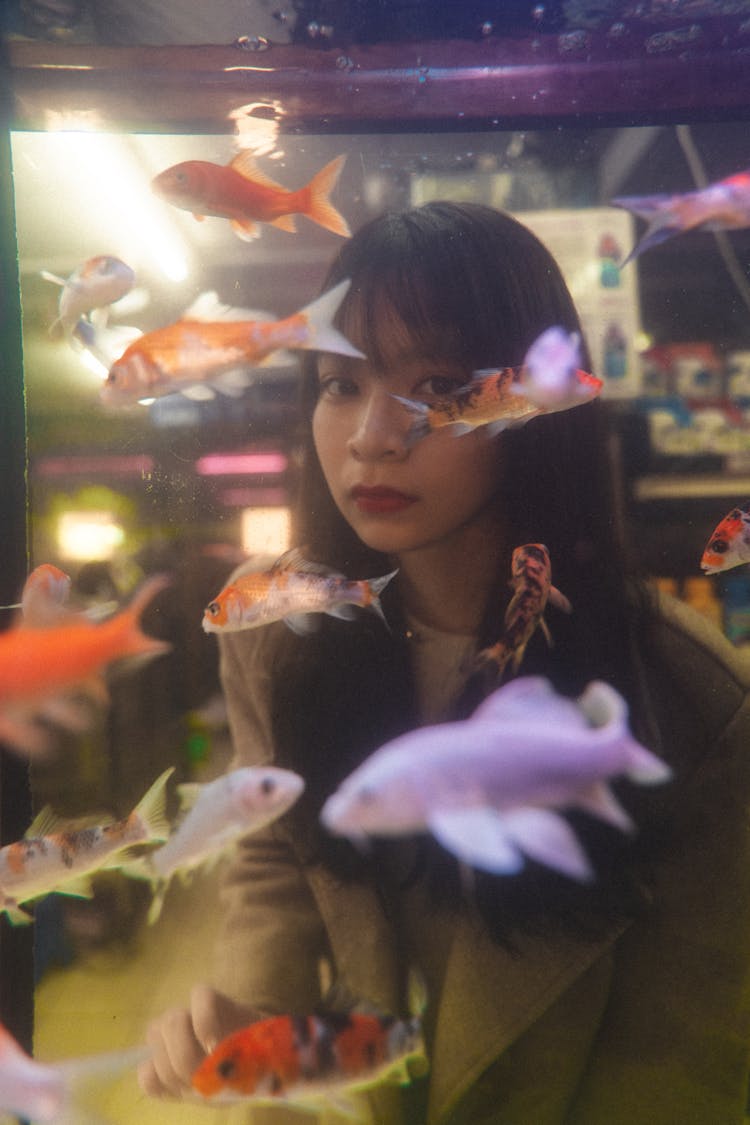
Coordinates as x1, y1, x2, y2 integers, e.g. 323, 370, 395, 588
195, 452, 288, 476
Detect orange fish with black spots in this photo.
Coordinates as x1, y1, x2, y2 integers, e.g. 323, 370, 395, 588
700, 500, 750, 574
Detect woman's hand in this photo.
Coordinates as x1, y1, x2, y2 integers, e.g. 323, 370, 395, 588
138, 983, 258, 1099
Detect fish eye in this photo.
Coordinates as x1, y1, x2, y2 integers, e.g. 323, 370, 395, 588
175, 170, 189, 183
260, 776, 276, 795
207, 601, 220, 616
216, 1057, 236, 1079
710, 539, 728, 554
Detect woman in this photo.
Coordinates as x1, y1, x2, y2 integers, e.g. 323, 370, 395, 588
139, 202, 750, 1123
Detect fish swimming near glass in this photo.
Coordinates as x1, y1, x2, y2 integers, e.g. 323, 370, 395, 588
392, 363, 602, 447
611, 168, 750, 264
191, 1003, 426, 1115
513, 326, 591, 411
202, 549, 397, 636
123, 766, 305, 924
0, 1018, 149, 1125
0, 768, 172, 925
475, 543, 572, 681
0, 575, 170, 757
100, 279, 364, 405
152, 152, 350, 241
700, 500, 750, 574
41, 255, 135, 336
321, 676, 672, 882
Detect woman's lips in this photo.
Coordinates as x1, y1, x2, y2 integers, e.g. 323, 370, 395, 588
351, 485, 417, 514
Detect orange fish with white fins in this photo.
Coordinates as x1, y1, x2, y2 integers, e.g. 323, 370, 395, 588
700, 500, 750, 574
202, 549, 397, 636
476, 544, 572, 681
100, 279, 364, 405
152, 152, 350, 241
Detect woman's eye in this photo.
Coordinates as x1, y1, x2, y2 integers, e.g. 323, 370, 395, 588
318, 376, 359, 399
414, 374, 465, 399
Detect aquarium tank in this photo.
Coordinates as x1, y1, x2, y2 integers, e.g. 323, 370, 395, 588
3, 2, 750, 1123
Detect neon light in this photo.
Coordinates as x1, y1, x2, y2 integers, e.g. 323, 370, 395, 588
195, 452, 288, 476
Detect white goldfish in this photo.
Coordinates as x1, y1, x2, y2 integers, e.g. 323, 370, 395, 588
321, 677, 671, 882
0, 1019, 148, 1125
124, 766, 305, 923
0, 768, 173, 924
41, 256, 135, 336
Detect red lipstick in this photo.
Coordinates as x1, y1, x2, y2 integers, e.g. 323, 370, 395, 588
351, 485, 416, 514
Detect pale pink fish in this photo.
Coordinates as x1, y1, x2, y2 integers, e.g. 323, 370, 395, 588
321, 677, 671, 882
513, 326, 591, 410
0, 1018, 148, 1124
40, 255, 135, 335
123, 766, 305, 923
0, 768, 172, 924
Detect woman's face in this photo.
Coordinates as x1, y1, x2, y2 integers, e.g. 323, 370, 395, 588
312, 315, 504, 559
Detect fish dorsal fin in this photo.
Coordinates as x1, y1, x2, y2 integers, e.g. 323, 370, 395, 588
181, 290, 274, 323
24, 807, 113, 839
271, 548, 343, 579
229, 151, 287, 193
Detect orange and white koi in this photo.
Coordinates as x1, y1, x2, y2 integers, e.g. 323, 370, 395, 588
475, 544, 572, 681
700, 500, 750, 574
0, 768, 172, 925
124, 766, 305, 924
0, 575, 170, 757
192, 1006, 424, 1108
392, 364, 601, 447
152, 152, 350, 242
612, 168, 750, 264
41, 255, 135, 336
0, 1019, 148, 1124
100, 279, 364, 405
202, 549, 397, 636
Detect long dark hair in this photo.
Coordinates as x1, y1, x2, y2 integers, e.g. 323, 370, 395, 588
274, 202, 658, 943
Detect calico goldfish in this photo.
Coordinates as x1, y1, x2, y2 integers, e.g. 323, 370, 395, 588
612, 168, 750, 264
192, 1006, 425, 1109
514, 326, 590, 410
0, 575, 170, 757
152, 152, 350, 241
700, 500, 750, 574
476, 544, 572, 681
392, 363, 601, 446
100, 279, 364, 405
202, 549, 397, 636
0, 768, 172, 925
321, 676, 671, 882
124, 766, 305, 924
41, 256, 135, 336
0, 1019, 148, 1125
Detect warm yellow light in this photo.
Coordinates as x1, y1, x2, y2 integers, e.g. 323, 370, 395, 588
241, 507, 291, 556
57, 511, 125, 561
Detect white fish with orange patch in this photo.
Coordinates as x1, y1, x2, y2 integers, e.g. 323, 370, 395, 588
476, 543, 572, 681
202, 549, 397, 636
321, 676, 672, 882
0, 1018, 148, 1125
124, 766, 305, 923
0, 768, 173, 924
41, 256, 135, 336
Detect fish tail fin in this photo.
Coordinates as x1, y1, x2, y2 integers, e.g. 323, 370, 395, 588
363, 569, 398, 628
611, 194, 684, 264
390, 394, 432, 447
296, 278, 365, 359
304, 154, 351, 237
115, 574, 173, 660
623, 739, 673, 785
132, 767, 174, 843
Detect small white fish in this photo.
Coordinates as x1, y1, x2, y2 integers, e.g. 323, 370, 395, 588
124, 766, 305, 924
0, 769, 173, 924
513, 326, 590, 410
321, 677, 671, 882
0, 1019, 148, 1125
41, 256, 135, 336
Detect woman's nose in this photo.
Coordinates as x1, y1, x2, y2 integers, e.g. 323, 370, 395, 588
347, 388, 409, 461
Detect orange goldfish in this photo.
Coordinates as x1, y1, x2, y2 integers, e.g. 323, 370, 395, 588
393, 364, 602, 447
612, 168, 750, 264
0, 575, 170, 756
700, 501, 750, 574
100, 279, 364, 405
0, 769, 172, 925
152, 152, 350, 241
476, 544, 572, 681
192, 1007, 424, 1106
202, 550, 397, 636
